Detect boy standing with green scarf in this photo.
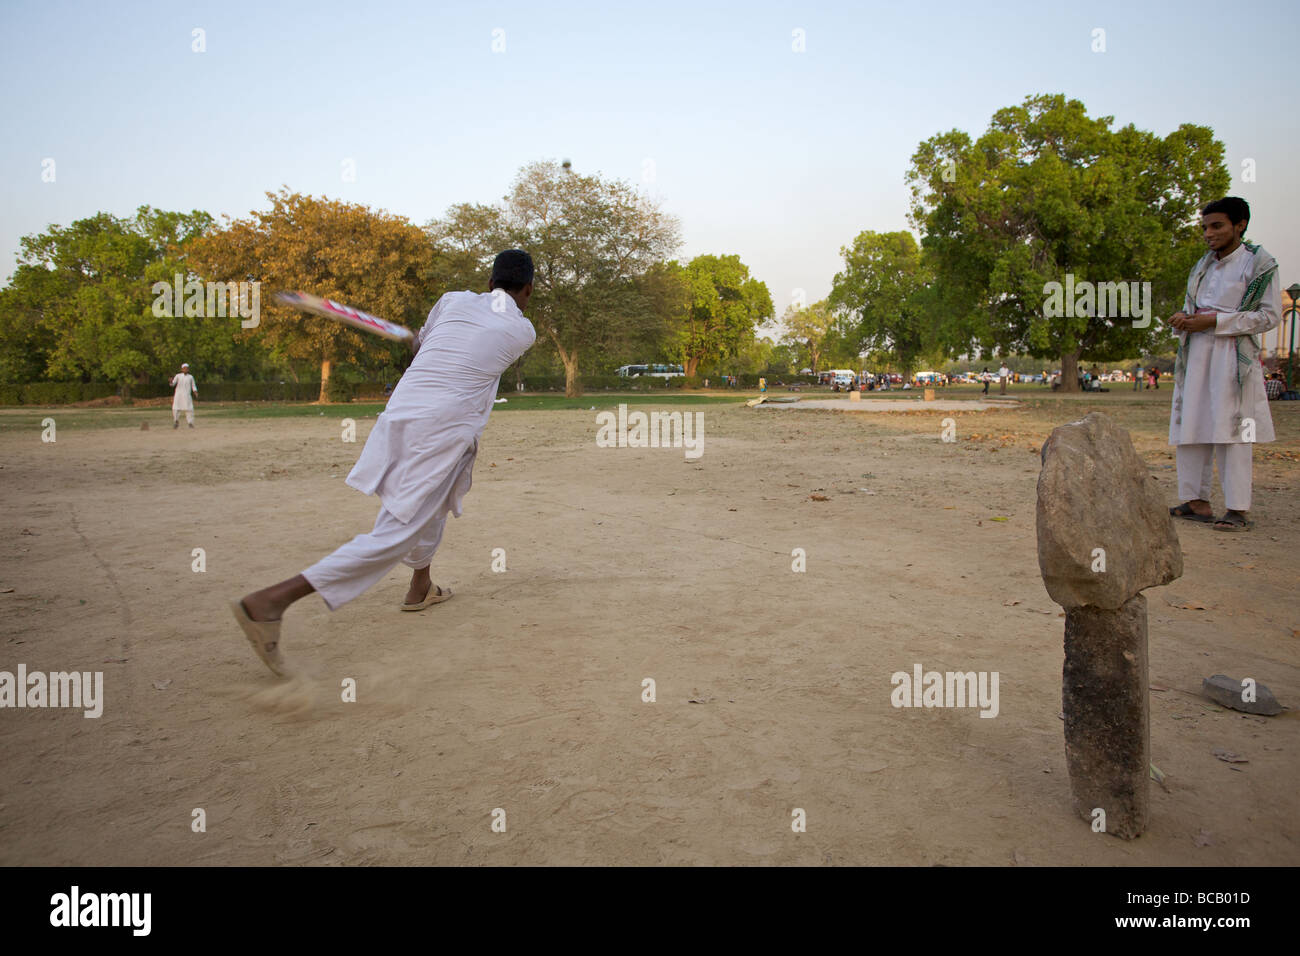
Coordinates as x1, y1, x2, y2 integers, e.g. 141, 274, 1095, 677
1167, 197, 1281, 531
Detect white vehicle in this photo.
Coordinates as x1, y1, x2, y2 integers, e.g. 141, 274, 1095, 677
829, 369, 855, 388
617, 363, 684, 379
914, 371, 942, 384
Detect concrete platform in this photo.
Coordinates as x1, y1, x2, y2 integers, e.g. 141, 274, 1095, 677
754, 397, 1021, 412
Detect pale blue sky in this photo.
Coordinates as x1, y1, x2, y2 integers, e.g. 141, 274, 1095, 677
2, 0, 1298, 346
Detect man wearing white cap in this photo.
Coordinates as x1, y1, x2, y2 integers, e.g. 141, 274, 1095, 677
170, 363, 197, 429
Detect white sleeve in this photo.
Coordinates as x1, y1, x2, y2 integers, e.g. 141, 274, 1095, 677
1214, 278, 1282, 337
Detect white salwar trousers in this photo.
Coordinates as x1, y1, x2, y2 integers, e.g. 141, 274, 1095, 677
1176, 442, 1253, 512
302, 443, 474, 611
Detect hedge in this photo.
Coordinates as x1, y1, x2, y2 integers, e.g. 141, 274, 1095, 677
0, 373, 822, 405
0, 381, 327, 405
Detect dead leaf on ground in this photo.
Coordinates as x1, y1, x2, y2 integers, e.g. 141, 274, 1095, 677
1169, 599, 1208, 611
809, 494, 829, 501
1003, 599, 1021, 606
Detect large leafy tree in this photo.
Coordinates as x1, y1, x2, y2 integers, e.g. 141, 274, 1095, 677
906, 93, 1228, 390
426, 201, 508, 294
668, 254, 773, 378
0, 207, 219, 389
780, 299, 835, 373
829, 231, 934, 376
189, 188, 432, 401
500, 161, 681, 396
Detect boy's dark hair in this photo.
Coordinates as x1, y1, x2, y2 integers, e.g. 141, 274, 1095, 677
489, 250, 534, 293
1202, 197, 1250, 230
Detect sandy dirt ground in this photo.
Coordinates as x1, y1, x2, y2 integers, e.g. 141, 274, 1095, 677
0, 393, 1297, 866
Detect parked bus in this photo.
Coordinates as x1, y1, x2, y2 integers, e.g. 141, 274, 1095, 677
616, 363, 684, 379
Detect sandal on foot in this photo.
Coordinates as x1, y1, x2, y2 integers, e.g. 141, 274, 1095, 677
401, 584, 452, 611
1170, 502, 1213, 522
1212, 511, 1252, 532
230, 599, 288, 676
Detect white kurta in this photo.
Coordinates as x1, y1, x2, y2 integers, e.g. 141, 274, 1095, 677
170, 372, 196, 411
1169, 243, 1280, 445
346, 290, 536, 524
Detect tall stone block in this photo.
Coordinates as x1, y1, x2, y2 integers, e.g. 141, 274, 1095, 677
1037, 412, 1182, 840
1063, 595, 1150, 839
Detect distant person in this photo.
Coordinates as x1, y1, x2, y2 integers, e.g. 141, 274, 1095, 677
1134, 364, 1143, 391
998, 363, 1010, 395
1265, 371, 1284, 401
981, 368, 990, 395
170, 362, 197, 429
1149, 367, 1159, 389
1167, 196, 1280, 532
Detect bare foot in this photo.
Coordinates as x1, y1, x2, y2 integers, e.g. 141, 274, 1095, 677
239, 574, 314, 622
240, 592, 282, 623
404, 580, 433, 605
404, 567, 433, 606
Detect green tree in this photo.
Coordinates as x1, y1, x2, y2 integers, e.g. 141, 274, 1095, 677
426, 202, 508, 294
906, 93, 1228, 391
829, 231, 933, 376
0, 207, 218, 391
500, 161, 681, 397
780, 299, 835, 373
669, 254, 773, 378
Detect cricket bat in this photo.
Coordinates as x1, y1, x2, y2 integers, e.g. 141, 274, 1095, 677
274, 291, 414, 343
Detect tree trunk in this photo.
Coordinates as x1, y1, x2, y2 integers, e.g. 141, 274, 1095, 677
1059, 350, 1080, 393
555, 345, 581, 397
319, 357, 331, 403
684, 356, 700, 378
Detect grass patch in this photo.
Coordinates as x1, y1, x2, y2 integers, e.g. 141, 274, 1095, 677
0, 392, 743, 432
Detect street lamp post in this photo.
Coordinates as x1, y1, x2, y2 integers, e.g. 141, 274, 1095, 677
1285, 282, 1300, 395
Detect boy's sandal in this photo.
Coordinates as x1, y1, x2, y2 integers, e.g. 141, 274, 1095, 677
1212, 511, 1252, 532
1169, 502, 1213, 522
